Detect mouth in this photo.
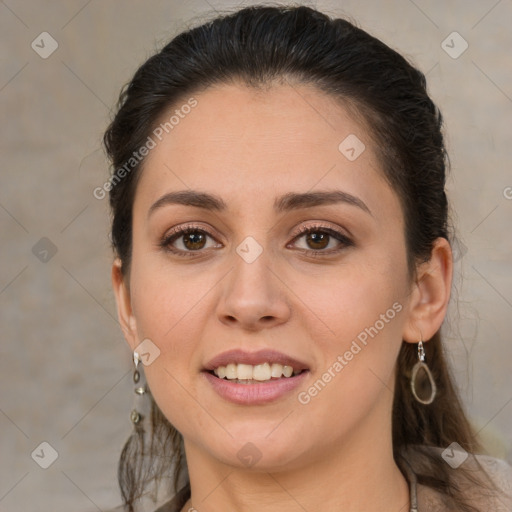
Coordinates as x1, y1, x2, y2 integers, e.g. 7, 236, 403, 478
206, 362, 307, 384
202, 349, 310, 403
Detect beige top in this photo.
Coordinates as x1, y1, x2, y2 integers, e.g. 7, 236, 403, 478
108, 446, 512, 511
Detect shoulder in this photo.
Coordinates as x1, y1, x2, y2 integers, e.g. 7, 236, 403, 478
474, 452, 512, 487
405, 444, 512, 511
451, 451, 512, 511
427, 445, 512, 490
465, 452, 512, 504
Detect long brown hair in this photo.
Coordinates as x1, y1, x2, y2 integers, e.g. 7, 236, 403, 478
103, 6, 498, 511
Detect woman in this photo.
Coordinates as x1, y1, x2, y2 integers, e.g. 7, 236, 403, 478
103, 5, 511, 512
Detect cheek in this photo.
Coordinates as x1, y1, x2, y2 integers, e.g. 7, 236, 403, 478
128, 260, 213, 432
127, 261, 213, 430
290, 253, 408, 409
292, 266, 406, 436
291, 255, 407, 344
129, 251, 215, 343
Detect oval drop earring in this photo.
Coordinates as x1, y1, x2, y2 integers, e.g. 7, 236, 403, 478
410, 340, 437, 405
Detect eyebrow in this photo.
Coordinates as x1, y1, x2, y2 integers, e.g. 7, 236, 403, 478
148, 189, 372, 218
274, 190, 372, 216
148, 190, 227, 217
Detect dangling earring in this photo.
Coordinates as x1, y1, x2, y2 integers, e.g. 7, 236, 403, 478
410, 340, 437, 405
130, 351, 148, 425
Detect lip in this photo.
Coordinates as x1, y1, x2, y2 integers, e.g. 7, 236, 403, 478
203, 370, 310, 405
203, 349, 310, 372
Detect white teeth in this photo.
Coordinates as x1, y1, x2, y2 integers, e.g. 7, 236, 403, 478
282, 365, 293, 377
253, 363, 271, 381
271, 363, 283, 378
237, 364, 253, 380
212, 362, 302, 381
225, 363, 237, 379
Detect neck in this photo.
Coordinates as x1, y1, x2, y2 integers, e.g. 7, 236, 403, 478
182, 405, 410, 512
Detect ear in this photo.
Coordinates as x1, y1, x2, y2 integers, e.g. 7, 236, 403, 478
402, 237, 453, 343
111, 258, 138, 351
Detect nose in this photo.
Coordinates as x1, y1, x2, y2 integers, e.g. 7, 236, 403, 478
216, 247, 291, 331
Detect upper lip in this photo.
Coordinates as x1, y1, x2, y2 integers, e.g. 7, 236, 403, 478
203, 349, 310, 372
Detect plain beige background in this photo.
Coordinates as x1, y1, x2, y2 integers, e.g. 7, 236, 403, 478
1, 0, 511, 510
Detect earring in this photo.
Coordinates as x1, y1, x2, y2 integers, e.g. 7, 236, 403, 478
130, 351, 148, 425
410, 340, 437, 405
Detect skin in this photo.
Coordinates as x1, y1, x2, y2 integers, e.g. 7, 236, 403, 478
112, 82, 452, 512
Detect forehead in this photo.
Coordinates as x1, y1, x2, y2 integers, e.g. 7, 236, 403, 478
134, 82, 397, 218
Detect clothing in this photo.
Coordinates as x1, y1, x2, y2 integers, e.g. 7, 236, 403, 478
106, 446, 512, 511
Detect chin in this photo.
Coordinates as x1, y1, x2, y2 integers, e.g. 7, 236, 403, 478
203, 430, 309, 472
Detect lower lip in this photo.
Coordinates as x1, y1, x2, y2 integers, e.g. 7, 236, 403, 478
203, 371, 309, 405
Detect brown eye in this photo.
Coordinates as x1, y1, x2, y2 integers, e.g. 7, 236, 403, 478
182, 231, 206, 250
305, 232, 330, 250
290, 226, 354, 255
161, 227, 221, 255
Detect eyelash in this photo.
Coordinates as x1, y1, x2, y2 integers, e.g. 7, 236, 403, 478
290, 224, 354, 256
159, 224, 220, 258
159, 223, 354, 258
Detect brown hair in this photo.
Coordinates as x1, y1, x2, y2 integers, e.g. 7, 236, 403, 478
103, 5, 498, 511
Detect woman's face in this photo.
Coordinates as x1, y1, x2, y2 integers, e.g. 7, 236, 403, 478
118, 83, 416, 471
